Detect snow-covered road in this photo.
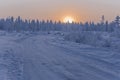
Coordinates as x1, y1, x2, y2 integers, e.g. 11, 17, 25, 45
17, 33, 120, 80
0, 32, 120, 80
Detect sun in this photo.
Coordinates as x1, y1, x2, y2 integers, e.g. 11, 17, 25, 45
63, 16, 74, 23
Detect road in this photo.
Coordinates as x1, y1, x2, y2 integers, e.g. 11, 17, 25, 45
15, 34, 120, 80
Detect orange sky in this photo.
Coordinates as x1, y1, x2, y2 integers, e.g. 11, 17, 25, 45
0, 0, 120, 23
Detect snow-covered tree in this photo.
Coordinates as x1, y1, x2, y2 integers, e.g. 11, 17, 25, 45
0, 16, 119, 32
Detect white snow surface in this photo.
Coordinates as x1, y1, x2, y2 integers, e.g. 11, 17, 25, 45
0, 31, 120, 80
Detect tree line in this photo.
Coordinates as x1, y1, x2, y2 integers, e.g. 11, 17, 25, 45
0, 16, 119, 32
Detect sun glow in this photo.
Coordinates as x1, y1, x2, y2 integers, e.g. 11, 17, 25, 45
63, 16, 75, 23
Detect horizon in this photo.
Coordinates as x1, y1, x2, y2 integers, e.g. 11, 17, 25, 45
0, 0, 120, 23
0, 15, 119, 24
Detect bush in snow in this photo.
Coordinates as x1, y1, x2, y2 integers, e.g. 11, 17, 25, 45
64, 31, 112, 47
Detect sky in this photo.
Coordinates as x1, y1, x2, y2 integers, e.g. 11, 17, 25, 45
0, 0, 120, 22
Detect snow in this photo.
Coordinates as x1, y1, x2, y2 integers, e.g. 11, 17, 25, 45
0, 32, 23, 80
0, 31, 120, 80
64, 31, 120, 49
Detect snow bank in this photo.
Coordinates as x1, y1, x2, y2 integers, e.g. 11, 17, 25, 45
64, 31, 120, 49
0, 32, 23, 80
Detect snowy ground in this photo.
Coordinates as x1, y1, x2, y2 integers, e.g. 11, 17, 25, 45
0, 31, 23, 80
0, 31, 120, 80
